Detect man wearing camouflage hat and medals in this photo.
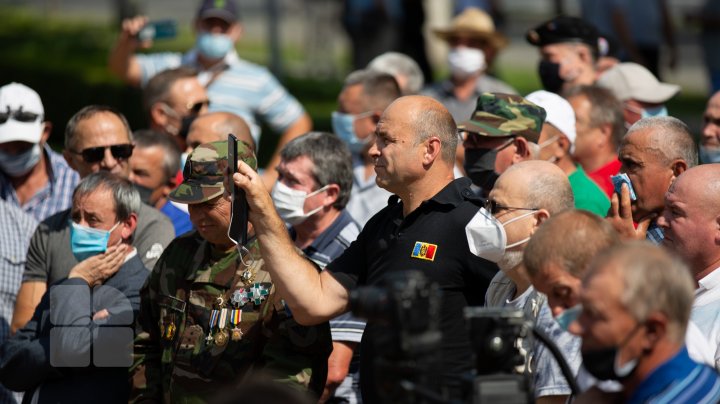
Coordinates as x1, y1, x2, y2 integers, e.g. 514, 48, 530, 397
133, 140, 332, 402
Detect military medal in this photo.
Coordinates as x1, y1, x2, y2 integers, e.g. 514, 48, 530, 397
248, 283, 269, 305
207, 308, 219, 344
215, 308, 229, 346
230, 308, 242, 341
231, 288, 250, 307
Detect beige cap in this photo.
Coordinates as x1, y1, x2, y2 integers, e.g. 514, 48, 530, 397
433, 8, 508, 50
597, 62, 680, 103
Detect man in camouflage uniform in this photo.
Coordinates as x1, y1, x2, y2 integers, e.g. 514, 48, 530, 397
134, 141, 332, 403
459, 92, 546, 195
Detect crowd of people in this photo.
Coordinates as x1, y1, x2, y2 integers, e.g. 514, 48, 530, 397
1, 0, 720, 403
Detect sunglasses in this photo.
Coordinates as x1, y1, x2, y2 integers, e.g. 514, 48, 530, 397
484, 199, 538, 215
0, 109, 41, 124
73, 144, 134, 163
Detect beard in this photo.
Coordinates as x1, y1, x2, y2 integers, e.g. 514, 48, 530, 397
498, 249, 525, 273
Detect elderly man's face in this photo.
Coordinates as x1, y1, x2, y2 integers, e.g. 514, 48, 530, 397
187, 195, 233, 249
65, 112, 133, 179
531, 263, 582, 317
337, 84, 377, 142
71, 187, 125, 247
570, 266, 646, 369
463, 134, 517, 174
568, 94, 605, 164
129, 145, 170, 206
618, 129, 675, 220
165, 78, 209, 128
657, 174, 718, 270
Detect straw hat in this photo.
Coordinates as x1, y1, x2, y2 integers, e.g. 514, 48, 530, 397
433, 8, 508, 50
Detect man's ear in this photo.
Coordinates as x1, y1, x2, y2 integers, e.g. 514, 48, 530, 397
557, 135, 572, 155
422, 136, 442, 166
670, 159, 688, 179
531, 209, 551, 234
150, 103, 169, 127
642, 312, 668, 351
40, 122, 52, 145
513, 137, 532, 162
63, 149, 78, 171
121, 213, 138, 240
322, 184, 340, 207
229, 22, 243, 42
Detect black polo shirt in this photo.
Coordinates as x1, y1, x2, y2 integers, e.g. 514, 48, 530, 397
329, 177, 498, 400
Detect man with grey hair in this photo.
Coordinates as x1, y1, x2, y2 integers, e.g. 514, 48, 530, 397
231, 95, 497, 402
478, 160, 576, 404
129, 129, 191, 236
367, 52, 425, 95
11, 106, 173, 334
564, 85, 626, 198
270, 132, 364, 403
571, 242, 720, 403
332, 69, 401, 226
606, 116, 697, 244
0, 171, 149, 402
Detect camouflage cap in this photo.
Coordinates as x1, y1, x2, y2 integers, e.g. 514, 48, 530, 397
457, 93, 546, 144
168, 140, 257, 204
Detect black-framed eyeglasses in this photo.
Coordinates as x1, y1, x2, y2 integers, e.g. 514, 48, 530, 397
72, 144, 134, 163
484, 199, 538, 215
0, 108, 41, 124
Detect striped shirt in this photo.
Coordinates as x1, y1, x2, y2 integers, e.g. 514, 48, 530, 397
0, 199, 38, 404
136, 49, 305, 145
0, 144, 79, 222
646, 221, 664, 245
628, 347, 720, 404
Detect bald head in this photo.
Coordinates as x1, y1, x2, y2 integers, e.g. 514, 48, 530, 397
186, 112, 254, 152
670, 164, 720, 212
525, 209, 620, 278
496, 161, 574, 214
384, 95, 458, 163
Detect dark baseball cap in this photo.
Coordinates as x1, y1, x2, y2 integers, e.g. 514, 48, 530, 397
526, 16, 599, 55
196, 0, 240, 23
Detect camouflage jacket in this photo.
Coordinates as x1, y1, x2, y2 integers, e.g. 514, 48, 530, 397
133, 232, 332, 403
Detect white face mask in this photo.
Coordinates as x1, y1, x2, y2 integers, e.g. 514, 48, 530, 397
448, 46, 486, 79
465, 207, 536, 263
271, 181, 330, 226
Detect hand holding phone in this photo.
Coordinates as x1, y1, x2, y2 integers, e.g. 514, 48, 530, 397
227, 134, 249, 246
138, 20, 177, 42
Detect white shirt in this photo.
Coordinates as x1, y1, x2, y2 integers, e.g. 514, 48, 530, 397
692, 267, 720, 369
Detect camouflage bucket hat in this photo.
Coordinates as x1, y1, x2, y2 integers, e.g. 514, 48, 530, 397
458, 92, 547, 144
169, 140, 257, 204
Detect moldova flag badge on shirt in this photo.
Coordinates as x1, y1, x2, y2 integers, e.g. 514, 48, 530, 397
411, 241, 437, 261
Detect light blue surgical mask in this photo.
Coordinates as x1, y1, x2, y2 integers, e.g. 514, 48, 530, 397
70, 220, 120, 262
700, 145, 720, 164
0, 143, 41, 177
196, 32, 233, 60
555, 304, 582, 331
641, 105, 668, 118
331, 111, 373, 154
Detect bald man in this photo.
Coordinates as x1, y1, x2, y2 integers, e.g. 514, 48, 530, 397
229, 95, 498, 402
658, 164, 720, 368
185, 111, 255, 154
481, 160, 576, 404
606, 116, 697, 243
700, 91, 720, 164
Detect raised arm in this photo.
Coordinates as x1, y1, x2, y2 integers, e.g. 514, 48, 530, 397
231, 160, 349, 324
108, 16, 150, 87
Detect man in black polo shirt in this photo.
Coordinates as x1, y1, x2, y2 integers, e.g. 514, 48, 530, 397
229, 95, 498, 401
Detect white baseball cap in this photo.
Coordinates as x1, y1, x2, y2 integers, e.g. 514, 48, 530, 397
525, 90, 576, 152
0, 82, 45, 144
596, 62, 680, 103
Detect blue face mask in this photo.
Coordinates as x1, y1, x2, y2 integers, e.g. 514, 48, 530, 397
331, 111, 372, 154
70, 221, 120, 262
555, 304, 582, 331
0, 143, 41, 177
700, 145, 720, 164
196, 32, 233, 60
641, 105, 668, 118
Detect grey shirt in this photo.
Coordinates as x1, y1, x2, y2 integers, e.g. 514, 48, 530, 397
422, 75, 518, 123
23, 204, 174, 284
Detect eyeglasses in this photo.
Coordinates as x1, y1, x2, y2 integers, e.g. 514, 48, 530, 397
484, 199, 538, 215
184, 99, 210, 115
72, 144, 134, 163
0, 108, 41, 124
